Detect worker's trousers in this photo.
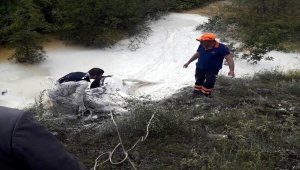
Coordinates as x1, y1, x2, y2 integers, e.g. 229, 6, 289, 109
194, 68, 219, 95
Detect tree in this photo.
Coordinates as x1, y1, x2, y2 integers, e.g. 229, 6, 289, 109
200, 0, 300, 63
5, 0, 50, 63
1, 0, 221, 63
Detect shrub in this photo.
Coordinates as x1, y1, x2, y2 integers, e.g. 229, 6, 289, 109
198, 0, 300, 63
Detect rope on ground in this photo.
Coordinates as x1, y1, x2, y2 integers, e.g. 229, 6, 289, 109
92, 105, 155, 170
92, 152, 110, 170
109, 111, 129, 165
127, 113, 154, 152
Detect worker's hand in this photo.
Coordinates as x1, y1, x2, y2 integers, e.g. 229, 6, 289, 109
183, 63, 189, 68
228, 70, 235, 77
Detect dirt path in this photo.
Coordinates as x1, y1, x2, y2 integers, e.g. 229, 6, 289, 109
182, 0, 230, 17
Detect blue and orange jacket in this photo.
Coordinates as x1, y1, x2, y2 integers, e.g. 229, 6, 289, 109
196, 42, 230, 70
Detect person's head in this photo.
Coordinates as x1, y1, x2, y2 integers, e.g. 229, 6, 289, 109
88, 68, 104, 79
196, 33, 216, 49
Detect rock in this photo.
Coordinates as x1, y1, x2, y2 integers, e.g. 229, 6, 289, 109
1, 89, 8, 95
207, 134, 228, 140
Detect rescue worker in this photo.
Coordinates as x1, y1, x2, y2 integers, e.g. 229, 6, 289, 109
58, 67, 107, 89
183, 33, 235, 96
49, 68, 112, 113
0, 106, 86, 170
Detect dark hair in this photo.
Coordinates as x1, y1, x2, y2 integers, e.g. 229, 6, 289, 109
88, 68, 104, 76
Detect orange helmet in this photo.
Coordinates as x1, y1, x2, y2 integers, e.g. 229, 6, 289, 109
196, 33, 215, 41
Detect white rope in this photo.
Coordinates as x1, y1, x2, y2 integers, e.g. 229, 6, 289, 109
92, 109, 155, 169
92, 152, 109, 170
109, 111, 129, 165
109, 143, 128, 165
91, 89, 155, 169
127, 113, 155, 152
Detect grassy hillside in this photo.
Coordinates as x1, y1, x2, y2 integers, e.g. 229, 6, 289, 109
34, 70, 300, 169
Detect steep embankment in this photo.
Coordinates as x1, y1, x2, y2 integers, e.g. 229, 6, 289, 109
36, 70, 300, 169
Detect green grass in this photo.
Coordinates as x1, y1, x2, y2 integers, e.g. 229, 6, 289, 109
32, 70, 300, 169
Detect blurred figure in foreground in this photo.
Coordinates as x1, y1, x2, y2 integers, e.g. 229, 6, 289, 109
0, 106, 86, 170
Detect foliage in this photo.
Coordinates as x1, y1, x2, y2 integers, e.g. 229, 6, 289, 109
26, 90, 48, 119
2, 0, 50, 63
198, 0, 300, 63
167, 0, 219, 11
52, 0, 219, 47
0, 1, 17, 45
0, 0, 219, 63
